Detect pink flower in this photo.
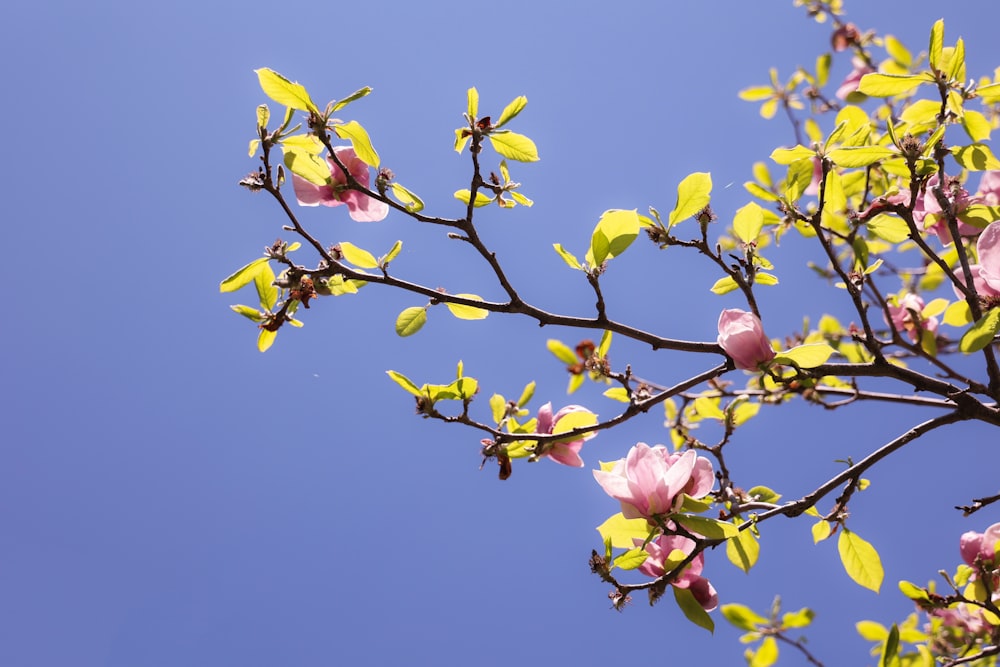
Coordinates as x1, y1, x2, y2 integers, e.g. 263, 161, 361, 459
960, 522, 1000, 567
717, 309, 775, 371
291, 146, 389, 222
593, 443, 714, 521
887, 293, 939, 343
975, 171, 1000, 206
977, 220, 1000, 295
634, 533, 719, 611
923, 175, 976, 244
836, 58, 875, 101
536, 402, 593, 467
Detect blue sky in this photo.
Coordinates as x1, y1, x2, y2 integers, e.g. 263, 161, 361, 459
4, 1, 1000, 665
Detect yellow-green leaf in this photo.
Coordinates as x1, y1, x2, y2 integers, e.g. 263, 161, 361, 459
613, 547, 649, 571
726, 526, 760, 573
230, 304, 264, 322
770, 145, 814, 165
710, 275, 740, 295
220, 257, 270, 293
674, 514, 739, 539
550, 410, 597, 442
330, 86, 372, 113
553, 243, 582, 270
488, 131, 539, 162
338, 241, 379, 269
928, 19, 944, 71
257, 328, 277, 352
386, 370, 422, 396
603, 387, 630, 403
596, 512, 651, 549
334, 120, 380, 168
733, 202, 765, 244
466, 87, 478, 119
838, 528, 884, 592
867, 214, 910, 243
256, 104, 270, 129
962, 110, 992, 142
828, 146, 897, 168
774, 343, 834, 368
254, 68, 318, 113
254, 262, 277, 310
674, 587, 714, 633
749, 636, 778, 667
390, 182, 424, 213
812, 519, 832, 543
857, 73, 927, 97
445, 294, 489, 320
454, 189, 494, 207
944, 300, 972, 327
496, 95, 527, 128
381, 240, 403, 266
959, 308, 1000, 353
395, 306, 427, 337
283, 146, 330, 185
668, 172, 713, 226
952, 143, 1000, 171
248, 139, 260, 157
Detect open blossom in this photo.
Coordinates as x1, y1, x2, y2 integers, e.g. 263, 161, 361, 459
960, 522, 1000, 567
976, 220, 1000, 295
923, 174, 976, 244
634, 534, 718, 611
975, 170, 1000, 206
291, 146, 389, 222
887, 292, 939, 343
593, 443, 713, 521
718, 309, 775, 371
536, 402, 593, 467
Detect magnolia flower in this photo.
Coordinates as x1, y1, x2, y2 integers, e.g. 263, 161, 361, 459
536, 402, 593, 467
887, 292, 939, 343
634, 533, 719, 611
291, 146, 389, 222
593, 443, 713, 521
975, 171, 1000, 206
977, 220, 1000, 295
922, 174, 976, 244
717, 309, 775, 371
960, 522, 1000, 568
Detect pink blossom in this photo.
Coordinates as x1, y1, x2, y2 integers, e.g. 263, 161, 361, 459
536, 402, 593, 467
977, 220, 1000, 295
593, 443, 714, 521
717, 309, 775, 371
923, 175, 976, 244
836, 58, 875, 101
291, 146, 389, 222
887, 292, 939, 343
975, 171, 1000, 206
960, 522, 1000, 567
634, 533, 719, 611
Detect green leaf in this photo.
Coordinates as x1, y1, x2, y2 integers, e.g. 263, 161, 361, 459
454, 189, 494, 207
254, 262, 277, 311
747, 485, 780, 503
838, 528, 884, 592
754, 272, 778, 286
445, 294, 489, 320
952, 143, 1000, 171
774, 343, 834, 368
962, 110, 993, 142
898, 580, 930, 602
338, 241, 379, 269
487, 131, 539, 162
230, 304, 264, 322
590, 209, 640, 265
769, 145, 814, 165
517, 381, 535, 407
509, 191, 533, 207
550, 410, 597, 442
959, 307, 1000, 353
673, 587, 714, 633
856, 620, 888, 641
612, 547, 649, 571
248, 139, 260, 157
220, 257, 270, 293
386, 370, 422, 397
489, 393, 506, 424
812, 519, 832, 543
334, 120, 380, 168
603, 387, 630, 403
553, 243, 582, 270
283, 146, 330, 185
710, 276, 740, 295
390, 183, 424, 213
496, 95, 528, 128
257, 328, 277, 352
454, 128, 472, 154
726, 526, 760, 573
749, 636, 778, 667
395, 306, 428, 337
693, 396, 725, 420
944, 300, 972, 327
781, 608, 815, 628
857, 73, 927, 97
884, 35, 912, 67
381, 240, 403, 267
867, 214, 910, 243
828, 146, 897, 168
256, 104, 270, 129
597, 329, 612, 357
280, 134, 324, 153
668, 172, 713, 226
466, 87, 478, 119
880, 624, 900, 667
674, 514, 739, 539
596, 512, 651, 549
254, 68, 318, 114
738, 86, 774, 102
928, 19, 944, 72
733, 202, 765, 244
959, 204, 1000, 229
721, 604, 768, 632
330, 86, 372, 112
547, 339, 578, 365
